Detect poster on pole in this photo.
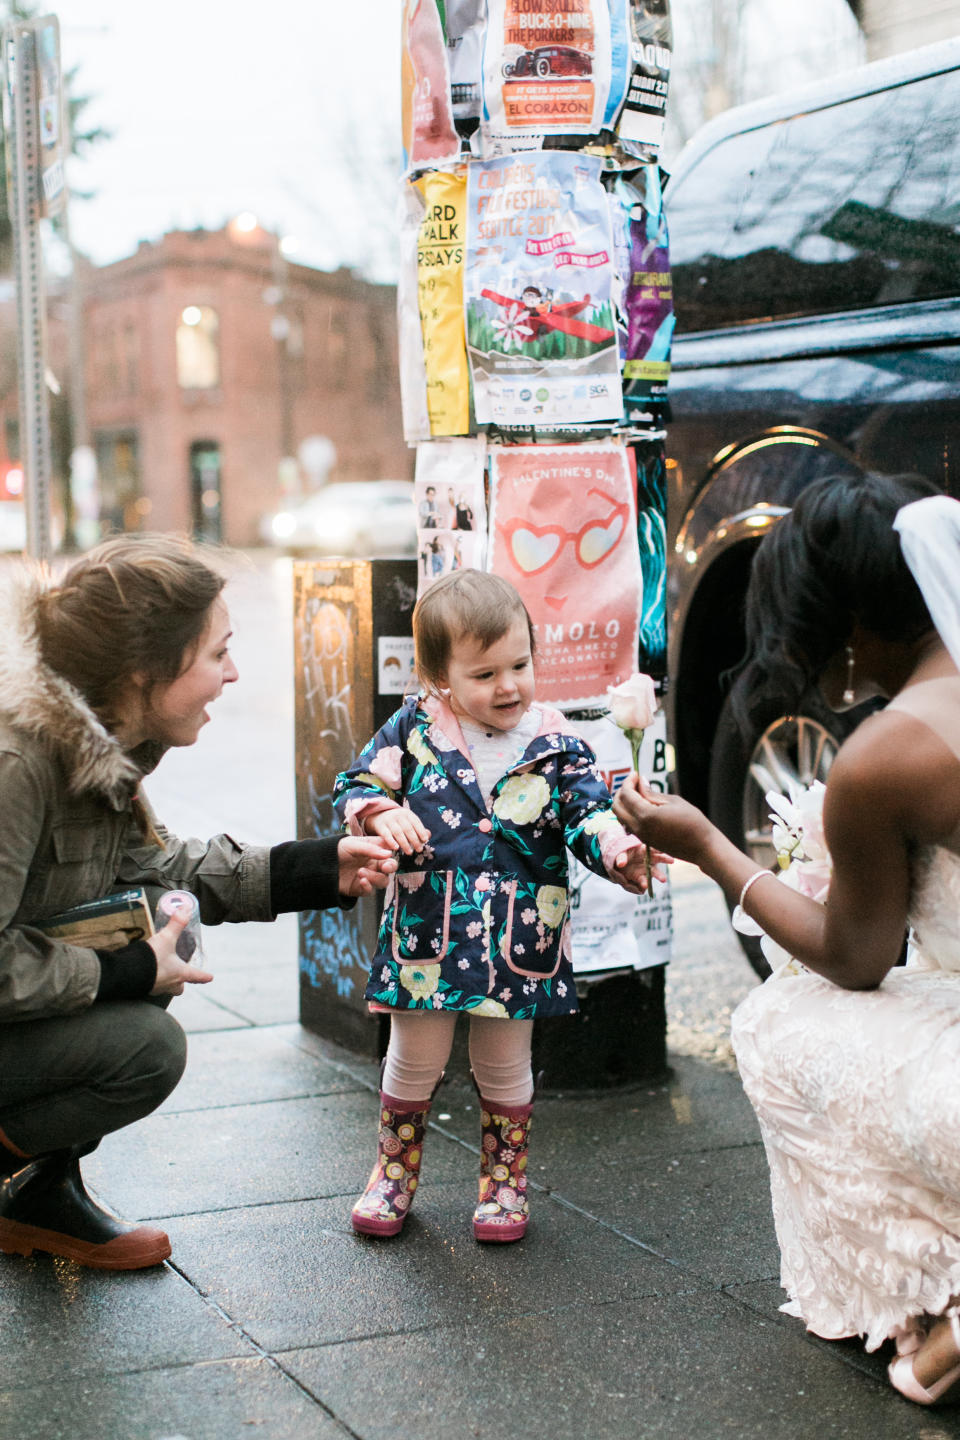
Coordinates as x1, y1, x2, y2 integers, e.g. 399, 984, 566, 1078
415, 437, 487, 593
35, 16, 64, 217
480, 0, 612, 152
487, 440, 642, 707
401, 0, 460, 172
567, 710, 672, 974
465, 152, 621, 431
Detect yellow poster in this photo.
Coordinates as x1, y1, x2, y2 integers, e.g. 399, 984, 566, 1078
415, 168, 470, 437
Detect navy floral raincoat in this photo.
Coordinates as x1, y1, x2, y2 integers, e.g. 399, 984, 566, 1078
334, 694, 640, 1020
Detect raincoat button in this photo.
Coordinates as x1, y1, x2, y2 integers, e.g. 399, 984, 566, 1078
478, 818, 493, 833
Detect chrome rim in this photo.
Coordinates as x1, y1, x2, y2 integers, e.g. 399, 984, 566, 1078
742, 714, 838, 866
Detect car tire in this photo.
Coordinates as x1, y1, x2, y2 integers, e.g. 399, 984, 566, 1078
706, 683, 863, 979
536, 57, 551, 77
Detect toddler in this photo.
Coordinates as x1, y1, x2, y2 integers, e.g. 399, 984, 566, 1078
334, 570, 660, 1242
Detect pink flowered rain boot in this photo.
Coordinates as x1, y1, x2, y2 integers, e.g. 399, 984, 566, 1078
473, 1098, 533, 1243
351, 1091, 432, 1238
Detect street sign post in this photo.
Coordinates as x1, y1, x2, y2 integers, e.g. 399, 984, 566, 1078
2, 14, 64, 561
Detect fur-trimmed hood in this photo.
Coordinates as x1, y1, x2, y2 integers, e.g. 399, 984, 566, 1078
0, 564, 143, 807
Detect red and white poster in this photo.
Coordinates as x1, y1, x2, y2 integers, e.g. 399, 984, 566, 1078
401, 0, 460, 172
488, 441, 642, 707
481, 0, 612, 151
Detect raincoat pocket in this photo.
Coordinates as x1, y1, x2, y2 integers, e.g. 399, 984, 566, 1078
391, 869, 454, 963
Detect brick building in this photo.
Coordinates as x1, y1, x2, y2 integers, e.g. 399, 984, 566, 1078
0, 222, 411, 547
81, 222, 411, 544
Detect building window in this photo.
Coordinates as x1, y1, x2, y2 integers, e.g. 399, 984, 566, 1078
189, 440, 223, 543
328, 309, 348, 390
123, 321, 139, 395
176, 305, 220, 389
95, 430, 145, 533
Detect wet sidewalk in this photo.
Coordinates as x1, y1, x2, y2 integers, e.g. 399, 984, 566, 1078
3, 556, 958, 1439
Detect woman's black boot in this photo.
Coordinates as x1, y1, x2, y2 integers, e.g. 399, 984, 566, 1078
0, 1124, 32, 1179
0, 1147, 171, 1270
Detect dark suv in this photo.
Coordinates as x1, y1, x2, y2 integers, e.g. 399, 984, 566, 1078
663, 37, 960, 970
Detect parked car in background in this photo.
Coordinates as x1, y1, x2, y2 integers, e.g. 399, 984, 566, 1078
261, 480, 417, 558
0, 503, 26, 553
663, 36, 960, 973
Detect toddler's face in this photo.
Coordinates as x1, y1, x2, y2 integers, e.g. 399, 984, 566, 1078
442, 617, 534, 733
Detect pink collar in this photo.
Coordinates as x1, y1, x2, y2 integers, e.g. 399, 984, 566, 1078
421, 694, 576, 765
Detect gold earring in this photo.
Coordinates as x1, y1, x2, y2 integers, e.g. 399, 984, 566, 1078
842, 645, 856, 705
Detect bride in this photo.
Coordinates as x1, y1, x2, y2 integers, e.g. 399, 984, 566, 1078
614, 471, 960, 1406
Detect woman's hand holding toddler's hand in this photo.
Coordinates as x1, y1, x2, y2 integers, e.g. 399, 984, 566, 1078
148, 909, 213, 995
367, 808, 431, 855
337, 836, 399, 897
614, 774, 716, 866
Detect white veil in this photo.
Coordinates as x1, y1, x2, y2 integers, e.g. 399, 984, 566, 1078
894, 495, 960, 672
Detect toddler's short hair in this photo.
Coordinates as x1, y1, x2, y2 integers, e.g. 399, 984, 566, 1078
413, 570, 536, 692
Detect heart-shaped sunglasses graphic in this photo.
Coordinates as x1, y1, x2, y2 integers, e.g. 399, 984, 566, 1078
499, 489, 630, 577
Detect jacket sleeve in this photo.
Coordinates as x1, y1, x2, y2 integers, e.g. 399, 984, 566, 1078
333, 700, 415, 834
556, 745, 643, 879
0, 748, 101, 1020
115, 789, 274, 924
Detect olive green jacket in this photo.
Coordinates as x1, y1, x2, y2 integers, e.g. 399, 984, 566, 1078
0, 569, 272, 1021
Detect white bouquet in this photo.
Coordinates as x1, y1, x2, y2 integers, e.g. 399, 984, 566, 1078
733, 780, 832, 973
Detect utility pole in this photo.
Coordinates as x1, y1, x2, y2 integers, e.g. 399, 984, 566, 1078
62, 107, 99, 550
2, 13, 64, 562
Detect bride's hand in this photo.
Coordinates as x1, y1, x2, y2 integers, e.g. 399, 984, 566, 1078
614, 774, 717, 866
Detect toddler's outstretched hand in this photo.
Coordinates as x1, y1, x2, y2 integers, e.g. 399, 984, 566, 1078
368, 807, 431, 855
612, 844, 672, 895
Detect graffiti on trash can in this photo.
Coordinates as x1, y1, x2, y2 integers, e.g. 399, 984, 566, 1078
300, 908, 365, 998
294, 572, 375, 996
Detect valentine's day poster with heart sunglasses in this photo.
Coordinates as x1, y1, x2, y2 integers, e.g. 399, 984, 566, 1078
487, 441, 642, 708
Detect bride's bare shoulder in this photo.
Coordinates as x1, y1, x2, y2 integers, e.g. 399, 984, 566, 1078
831, 705, 960, 844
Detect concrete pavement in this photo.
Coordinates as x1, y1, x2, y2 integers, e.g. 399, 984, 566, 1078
3, 554, 958, 1440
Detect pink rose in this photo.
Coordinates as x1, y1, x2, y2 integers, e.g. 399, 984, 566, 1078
607, 673, 658, 733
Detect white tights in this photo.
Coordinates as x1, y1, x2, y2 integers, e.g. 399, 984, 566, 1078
382, 1012, 534, 1108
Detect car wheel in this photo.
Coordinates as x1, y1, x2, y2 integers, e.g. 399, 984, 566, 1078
502, 61, 514, 77
707, 683, 859, 979
536, 57, 551, 77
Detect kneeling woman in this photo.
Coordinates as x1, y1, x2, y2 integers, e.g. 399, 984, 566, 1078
0, 536, 393, 1271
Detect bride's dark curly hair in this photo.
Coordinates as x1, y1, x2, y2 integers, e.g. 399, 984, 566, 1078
735, 470, 942, 722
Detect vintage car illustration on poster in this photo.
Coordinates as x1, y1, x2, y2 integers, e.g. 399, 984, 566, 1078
502, 45, 593, 79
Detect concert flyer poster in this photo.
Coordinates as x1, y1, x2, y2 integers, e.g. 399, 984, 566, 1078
566, 712, 673, 974
464, 152, 622, 430
444, 0, 486, 130
398, 184, 432, 444
401, 0, 460, 171
607, 163, 674, 410
415, 438, 488, 597
618, 0, 672, 154
487, 441, 642, 707
481, 0, 611, 150
632, 433, 667, 677
414, 168, 471, 437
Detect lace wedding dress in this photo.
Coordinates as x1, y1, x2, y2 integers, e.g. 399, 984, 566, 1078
731, 678, 960, 1352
